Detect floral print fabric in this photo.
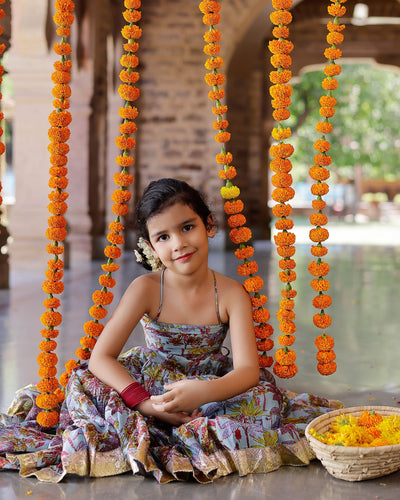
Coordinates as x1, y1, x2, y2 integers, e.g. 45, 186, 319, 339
0, 316, 340, 483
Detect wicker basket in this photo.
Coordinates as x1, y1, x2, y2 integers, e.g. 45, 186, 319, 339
305, 405, 400, 481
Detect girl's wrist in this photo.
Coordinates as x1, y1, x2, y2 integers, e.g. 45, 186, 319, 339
120, 381, 151, 409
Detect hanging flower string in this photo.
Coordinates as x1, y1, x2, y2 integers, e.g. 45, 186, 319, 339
58, 0, 141, 390
268, 0, 298, 379
309, 0, 346, 376
199, 0, 274, 369
0, 0, 5, 233
36, 0, 75, 428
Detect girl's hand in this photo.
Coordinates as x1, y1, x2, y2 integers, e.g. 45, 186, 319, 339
150, 379, 209, 414
135, 398, 202, 426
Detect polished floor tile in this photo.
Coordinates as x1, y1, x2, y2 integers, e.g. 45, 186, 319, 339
1, 230, 400, 499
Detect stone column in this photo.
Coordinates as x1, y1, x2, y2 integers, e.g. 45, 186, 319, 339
7, 0, 55, 269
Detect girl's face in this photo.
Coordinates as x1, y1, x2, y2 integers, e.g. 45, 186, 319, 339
147, 202, 215, 274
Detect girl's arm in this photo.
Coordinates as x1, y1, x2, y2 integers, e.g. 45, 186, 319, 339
151, 278, 260, 413
88, 274, 152, 392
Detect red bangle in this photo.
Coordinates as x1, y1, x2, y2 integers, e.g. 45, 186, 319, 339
120, 381, 151, 409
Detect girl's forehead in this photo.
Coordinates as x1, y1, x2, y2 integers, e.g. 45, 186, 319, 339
147, 202, 198, 228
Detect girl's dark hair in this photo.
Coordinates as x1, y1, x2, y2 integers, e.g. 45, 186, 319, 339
135, 177, 213, 243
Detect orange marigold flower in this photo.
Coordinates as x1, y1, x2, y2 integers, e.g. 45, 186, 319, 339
65, 359, 79, 375
204, 29, 221, 44
281, 289, 297, 299
279, 270, 296, 283
99, 274, 116, 288
213, 119, 228, 130
324, 47, 342, 61
279, 320, 296, 334
51, 70, 71, 84
89, 305, 108, 320
124, 0, 141, 8
271, 187, 295, 203
59, 372, 69, 389
37, 409, 59, 428
37, 377, 59, 393
48, 142, 70, 155
359, 411, 384, 428
316, 121, 333, 134
203, 44, 220, 56
230, 226, 252, 244
228, 214, 246, 228
115, 136, 136, 150
111, 189, 131, 204
270, 143, 294, 159
271, 127, 291, 142
308, 261, 330, 277
309, 166, 330, 182
274, 231, 295, 246
115, 155, 134, 168
215, 131, 231, 143
270, 69, 292, 85
119, 121, 138, 134
314, 139, 331, 153
312, 199, 327, 211
109, 221, 124, 233
279, 298, 295, 310
206, 57, 224, 71
121, 25, 142, 40
120, 54, 139, 69
83, 320, 104, 337
219, 166, 236, 180
46, 227, 67, 242
203, 13, 221, 25
311, 244, 328, 257
49, 176, 68, 190
49, 110, 72, 128
53, 42, 72, 56
43, 298, 61, 309
39, 339, 57, 353
48, 215, 67, 228
52, 84, 71, 100
45, 269, 64, 282
310, 213, 328, 226
314, 153, 332, 166
277, 308, 295, 321
92, 290, 113, 306
269, 39, 294, 55
76, 347, 91, 361
118, 84, 140, 102
205, 73, 225, 86
272, 0, 293, 9
48, 126, 70, 142
327, 4, 346, 17
253, 307, 270, 324
113, 172, 134, 187
270, 10, 292, 26
216, 152, 232, 165
316, 350, 336, 364
234, 246, 254, 261
104, 245, 122, 259
271, 173, 292, 188
279, 258, 296, 270
42, 281, 64, 295
327, 32, 344, 46
49, 153, 68, 167
320, 96, 337, 109
102, 262, 120, 273
54, 60, 72, 72
255, 323, 274, 339
47, 202, 67, 216
270, 158, 292, 173
41, 311, 62, 327
212, 105, 228, 116
272, 26, 290, 39
271, 96, 291, 109
310, 227, 329, 242
208, 88, 225, 101
257, 338, 274, 351
317, 361, 336, 376
80, 336, 97, 350
272, 203, 292, 218
275, 348, 296, 366
199, 1, 221, 14
37, 351, 58, 368
313, 312, 332, 329
275, 218, 294, 231
324, 64, 342, 77
273, 108, 291, 121
223, 200, 242, 216
278, 334, 295, 346
123, 42, 140, 53
273, 362, 298, 379
312, 294, 332, 309
48, 190, 69, 203
119, 105, 138, 120
36, 393, 59, 411
244, 276, 264, 293
259, 353, 274, 368
46, 243, 65, 255
271, 54, 292, 69
276, 245, 296, 258
38, 366, 58, 378
327, 21, 345, 33
321, 78, 338, 91
251, 294, 267, 308
49, 166, 68, 178
122, 9, 141, 23
311, 278, 330, 292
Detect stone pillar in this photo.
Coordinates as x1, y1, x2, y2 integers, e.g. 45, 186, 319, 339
7, 0, 55, 269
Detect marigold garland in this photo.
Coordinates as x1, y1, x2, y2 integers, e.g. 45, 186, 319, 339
57, 0, 141, 392
308, 0, 346, 376
35, 0, 75, 428
200, 0, 274, 368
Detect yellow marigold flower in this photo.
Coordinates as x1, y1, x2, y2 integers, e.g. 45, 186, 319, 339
271, 127, 291, 141
220, 185, 240, 200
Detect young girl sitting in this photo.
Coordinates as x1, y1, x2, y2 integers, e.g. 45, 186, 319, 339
0, 178, 339, 483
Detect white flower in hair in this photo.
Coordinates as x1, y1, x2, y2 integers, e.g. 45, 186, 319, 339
134, 237, 164, 272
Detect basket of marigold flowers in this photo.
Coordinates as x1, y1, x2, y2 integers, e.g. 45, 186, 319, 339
305, 406, 400, 481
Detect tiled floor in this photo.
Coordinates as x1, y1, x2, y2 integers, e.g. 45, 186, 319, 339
1, 223, 400, 499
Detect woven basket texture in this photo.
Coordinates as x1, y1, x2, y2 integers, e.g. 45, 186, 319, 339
305, 406, 400, 481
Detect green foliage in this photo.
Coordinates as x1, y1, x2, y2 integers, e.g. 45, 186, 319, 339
286, 63, 400, 182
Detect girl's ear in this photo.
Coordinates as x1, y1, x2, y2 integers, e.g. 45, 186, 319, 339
206, 214, 216, 238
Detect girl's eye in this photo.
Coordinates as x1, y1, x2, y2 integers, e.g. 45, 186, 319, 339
182, 224, 193, 232
158, 234, 169, 242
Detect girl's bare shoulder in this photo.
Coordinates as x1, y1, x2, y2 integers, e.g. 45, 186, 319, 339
213, 271, 249, 299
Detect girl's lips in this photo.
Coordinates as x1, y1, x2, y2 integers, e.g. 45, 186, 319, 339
175, 252, 194, 262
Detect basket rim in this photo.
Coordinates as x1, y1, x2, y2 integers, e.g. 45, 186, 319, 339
305, 405, 400, 453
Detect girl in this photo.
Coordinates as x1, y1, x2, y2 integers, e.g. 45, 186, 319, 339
0, 178, 339, 483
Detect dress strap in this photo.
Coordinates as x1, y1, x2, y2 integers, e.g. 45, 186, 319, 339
154, 268, 165, 321
212, 271, 222, 325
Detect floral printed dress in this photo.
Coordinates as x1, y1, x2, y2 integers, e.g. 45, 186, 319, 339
0, 272, 341, 483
